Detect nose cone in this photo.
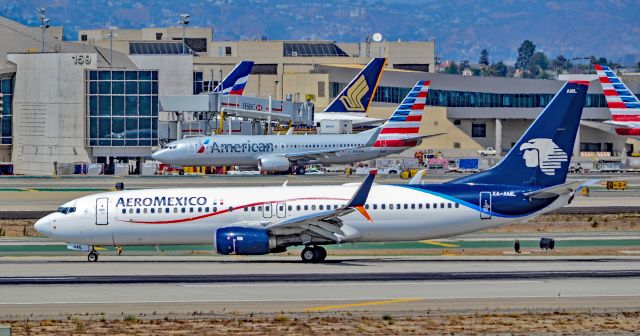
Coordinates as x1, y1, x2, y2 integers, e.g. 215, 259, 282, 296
152, 148, 170, 163
34, 217, 51, 236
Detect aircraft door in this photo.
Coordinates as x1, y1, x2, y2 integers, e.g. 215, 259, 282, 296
96, 197, 109, 225
479, 192, 491, 219
262, 203, 273, 218
276, 202, 287, 218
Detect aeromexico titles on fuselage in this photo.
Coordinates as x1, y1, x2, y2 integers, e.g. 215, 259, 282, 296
116, 196, 208, 208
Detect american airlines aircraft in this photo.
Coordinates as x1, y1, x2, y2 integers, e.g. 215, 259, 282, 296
35, 81, 590, 263
594, 64, 640, 139
152, 80, 437, 174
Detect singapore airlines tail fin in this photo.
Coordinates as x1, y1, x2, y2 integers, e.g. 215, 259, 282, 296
449, 81, 589, 188
324, 58, 386, 113
212, 61, 254, 95
594, 64, 640, 136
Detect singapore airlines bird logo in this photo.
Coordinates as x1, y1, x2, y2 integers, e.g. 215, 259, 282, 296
339, 75, 369, 112
520, 138, 568, 176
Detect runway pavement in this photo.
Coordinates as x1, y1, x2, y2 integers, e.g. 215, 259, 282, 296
0, 256, 638, 317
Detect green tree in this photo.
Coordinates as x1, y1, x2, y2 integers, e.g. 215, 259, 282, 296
479, 49, 489, 66
552, 55, 572, 72
490, 61, 508, 77
637, 61, 640, 71
445, 62, 460, 74
515, 40, 536, 70
529, 52, 549, 71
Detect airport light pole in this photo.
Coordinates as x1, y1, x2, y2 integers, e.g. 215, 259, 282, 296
178, 14, 190, 54
107, 23, 118, 66
36, 7, 50, 53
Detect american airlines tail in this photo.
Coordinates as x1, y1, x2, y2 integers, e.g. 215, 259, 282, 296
323, 58, 386, 113
450, 80, 589, 188
212, 61, 254, 95
594, 64, 640, 138
373, 80, 430, 148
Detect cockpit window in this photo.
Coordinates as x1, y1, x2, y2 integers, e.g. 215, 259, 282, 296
57, 207, 76, 214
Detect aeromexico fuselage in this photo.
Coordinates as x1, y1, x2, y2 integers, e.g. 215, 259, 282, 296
151, 133, 416, 167
34, 183, 565, 247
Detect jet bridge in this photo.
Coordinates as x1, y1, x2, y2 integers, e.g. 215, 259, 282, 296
159, 93, 314, 141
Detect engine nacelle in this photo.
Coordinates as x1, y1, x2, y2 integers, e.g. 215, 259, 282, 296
215, 227, 272, 255
257, 156, 290, 172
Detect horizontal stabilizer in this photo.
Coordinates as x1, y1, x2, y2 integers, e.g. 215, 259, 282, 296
524, 179, 598, 199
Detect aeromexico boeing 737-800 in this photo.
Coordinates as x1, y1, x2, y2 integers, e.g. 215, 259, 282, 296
35, 81, 590, 262
152, 78, 437, 174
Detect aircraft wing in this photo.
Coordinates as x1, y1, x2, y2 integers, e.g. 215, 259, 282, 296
603, 120, 640, 129
284, 128, 381, 160
396, 132, 446, 142
265, 172, 376, 241
524, 180, 598, 199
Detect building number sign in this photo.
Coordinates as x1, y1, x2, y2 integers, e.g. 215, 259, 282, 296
72, 54, 92, 65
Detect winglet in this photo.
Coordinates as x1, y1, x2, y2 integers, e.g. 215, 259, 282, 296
345, 171, 376, 221
364, 127, 382, 147
408, 169, 426, 185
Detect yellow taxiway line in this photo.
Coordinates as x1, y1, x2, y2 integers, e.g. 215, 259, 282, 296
419, 240, 459, 248
306, 298, 422, 312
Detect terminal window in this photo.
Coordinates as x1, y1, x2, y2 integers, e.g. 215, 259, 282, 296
86, 70, 158, 147
471, 123, 486, 138
0, 78, 13, 145
333, 82, 613, 109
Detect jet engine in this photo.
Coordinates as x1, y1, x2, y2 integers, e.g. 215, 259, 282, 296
257, 156, 290, 172
215, 227, 275, 255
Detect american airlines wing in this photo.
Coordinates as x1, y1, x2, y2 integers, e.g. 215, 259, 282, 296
283, 128, 382, 161
265, 172, 376, 241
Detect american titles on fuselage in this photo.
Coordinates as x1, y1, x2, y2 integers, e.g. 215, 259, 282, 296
206, 141, 274, 154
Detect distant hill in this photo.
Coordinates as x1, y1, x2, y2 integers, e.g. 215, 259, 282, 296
1, 0, 638, 65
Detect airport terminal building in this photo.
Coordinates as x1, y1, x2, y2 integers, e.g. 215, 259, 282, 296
0, 16, 638, 175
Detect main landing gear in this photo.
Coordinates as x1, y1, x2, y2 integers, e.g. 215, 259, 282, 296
294, 165, 306, 175
87, 251, 99, 262
301, 245, 327, 263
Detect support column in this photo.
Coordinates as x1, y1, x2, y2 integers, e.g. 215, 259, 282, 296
573, 125, 581, 158
495, 118, 503, 156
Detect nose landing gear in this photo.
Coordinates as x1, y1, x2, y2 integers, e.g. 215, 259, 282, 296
301, 245, 327, 263
87, 249, 99, 262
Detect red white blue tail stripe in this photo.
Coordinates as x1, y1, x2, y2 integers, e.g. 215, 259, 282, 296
213, 61, 254, 96
595, 64, 640, 122
379, 80, 429, 135
595, 64, 640, 137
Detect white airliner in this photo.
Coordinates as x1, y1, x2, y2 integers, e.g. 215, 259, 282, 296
152, 80, 437, 174
35, 81, 590, 262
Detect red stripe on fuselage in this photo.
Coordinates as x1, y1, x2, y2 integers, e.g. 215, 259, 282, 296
373, 139, 418, 147
607, 102, 628, 108
123, 196, 350, 225
380, 127, 420, 134
603, 89, 619, 96
612, 115, 640, 122
615, 128, 640, 136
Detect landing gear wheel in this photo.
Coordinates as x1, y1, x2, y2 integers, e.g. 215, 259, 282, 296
295, 166, 306, 175
315, 246, 327, 262
301, 247, 316, 263
301, 246, 327, 263
88, 252, 99, 262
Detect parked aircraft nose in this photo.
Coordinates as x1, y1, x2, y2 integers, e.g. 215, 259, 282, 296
34, 217, 51, 236
151, 148, 168, 162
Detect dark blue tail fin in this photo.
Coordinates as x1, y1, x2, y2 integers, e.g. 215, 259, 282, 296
449, 81, 589, 188
324, 58, 385, 113
212, 61, 254, 95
